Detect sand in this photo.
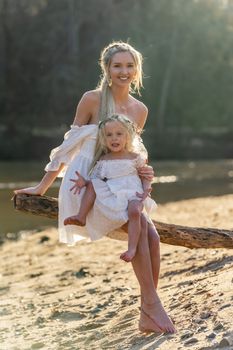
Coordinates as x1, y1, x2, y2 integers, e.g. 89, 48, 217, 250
0, 194, 233, 350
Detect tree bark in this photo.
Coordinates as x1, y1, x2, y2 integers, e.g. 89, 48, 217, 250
13, 194, 233, 249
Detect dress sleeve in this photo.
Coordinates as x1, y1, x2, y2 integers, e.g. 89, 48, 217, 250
44, 124, 96, 177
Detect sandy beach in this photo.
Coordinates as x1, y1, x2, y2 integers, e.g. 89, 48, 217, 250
1, 194, 233, 350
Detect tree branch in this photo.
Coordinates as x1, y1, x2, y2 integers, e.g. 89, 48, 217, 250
13, 194, 233, 249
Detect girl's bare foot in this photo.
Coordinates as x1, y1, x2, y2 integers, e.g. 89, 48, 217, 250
64, 215, 85, 226
141, 300, 176, 334
120, 248, 136, 262
14, 186, 44, 196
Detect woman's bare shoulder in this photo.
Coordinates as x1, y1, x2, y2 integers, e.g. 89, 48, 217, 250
133, 97, 148, 112
81, 89, 101, 105
73, 90, 101, 126
129, 97, 148, 129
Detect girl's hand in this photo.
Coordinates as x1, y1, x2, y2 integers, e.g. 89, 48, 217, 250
69, 171, 87, 194
136, 188, 152, 202
137, 164, 154, 181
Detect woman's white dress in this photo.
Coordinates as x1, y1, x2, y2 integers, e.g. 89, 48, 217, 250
45, 124, 98, 245
45, 124, 156, 245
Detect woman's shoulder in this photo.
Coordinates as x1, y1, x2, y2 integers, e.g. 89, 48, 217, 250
130, 96, 148, 114
74, 90, 101, 125
81, 89, 101, 105
129, 96, 148, 129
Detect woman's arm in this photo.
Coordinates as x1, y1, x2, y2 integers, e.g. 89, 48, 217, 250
138, 164, 154, 182
134, 101, 148, 131
14, 91, 99, 195
14, 164, 64, 195
135, 102, 155, 181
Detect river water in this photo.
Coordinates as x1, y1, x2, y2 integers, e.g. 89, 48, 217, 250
1, 160, 233, 239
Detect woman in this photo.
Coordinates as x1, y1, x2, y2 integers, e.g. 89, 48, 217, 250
14, 41, 175, 333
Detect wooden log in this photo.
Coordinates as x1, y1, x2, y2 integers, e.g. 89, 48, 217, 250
13, 194, 233, 249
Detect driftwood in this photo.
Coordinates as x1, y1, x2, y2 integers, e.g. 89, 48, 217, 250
13, 194, 233, 249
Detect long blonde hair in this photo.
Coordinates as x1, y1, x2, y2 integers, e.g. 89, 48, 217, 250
89, 114, 137, 173
97, 41, 144, 121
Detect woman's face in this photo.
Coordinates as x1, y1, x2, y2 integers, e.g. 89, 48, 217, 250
108, 51, 137, 88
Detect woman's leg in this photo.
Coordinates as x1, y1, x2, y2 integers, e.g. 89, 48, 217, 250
131, 214, 175, 333
140, 223, 160, 309
64, 182, 96, 226
148, 223, 160, 289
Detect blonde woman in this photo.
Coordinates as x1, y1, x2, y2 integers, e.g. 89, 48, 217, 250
14, 41, 175, 333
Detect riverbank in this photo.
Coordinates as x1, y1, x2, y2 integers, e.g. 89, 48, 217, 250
1, 194, 233, 350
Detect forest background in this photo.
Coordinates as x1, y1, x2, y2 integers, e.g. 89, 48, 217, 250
1, 0, 233, 161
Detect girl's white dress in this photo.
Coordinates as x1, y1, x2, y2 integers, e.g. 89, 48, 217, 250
86, 157, 156, 240
45, 124, 156, 245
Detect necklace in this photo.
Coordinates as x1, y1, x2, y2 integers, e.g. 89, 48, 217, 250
117, 100, 130, 114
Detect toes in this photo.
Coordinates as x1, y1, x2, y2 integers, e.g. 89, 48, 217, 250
64, 218, 72, 225
120, 254, 130, 262
120, 255, 127, 262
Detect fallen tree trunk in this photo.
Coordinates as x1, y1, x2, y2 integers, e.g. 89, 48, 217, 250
13, 194, 233, 249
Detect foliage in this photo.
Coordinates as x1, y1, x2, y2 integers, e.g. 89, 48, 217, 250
0, 0, 233, 159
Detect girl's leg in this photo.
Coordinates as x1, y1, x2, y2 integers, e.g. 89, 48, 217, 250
131, 214, 176, 333
120, 200, 142, 262
64, 182, 96, 226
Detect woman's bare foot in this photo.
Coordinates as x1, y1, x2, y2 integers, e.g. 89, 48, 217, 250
14, 186, 44, 196
64, 215, 85, 226
139, 308, 162, 334
120, 248, 136, 262
141, 300, 176, 334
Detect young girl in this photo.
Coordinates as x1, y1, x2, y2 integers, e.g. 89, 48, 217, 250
14, 41, 175, 333
64, 114, 157, 262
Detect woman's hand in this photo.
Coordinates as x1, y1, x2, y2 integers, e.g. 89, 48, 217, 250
14, 169, 63, 197
69, 171, 87, 194
137, 164, 154, 182
14, 185, 45, 196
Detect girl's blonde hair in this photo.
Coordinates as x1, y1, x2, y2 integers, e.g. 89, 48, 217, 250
97, 41, 144, 121
89, 114, 137, 173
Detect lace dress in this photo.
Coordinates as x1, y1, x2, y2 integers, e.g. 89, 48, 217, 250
85, 157, 157, 241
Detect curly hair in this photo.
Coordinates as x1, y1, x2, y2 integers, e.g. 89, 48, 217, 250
89, 114, 137, 173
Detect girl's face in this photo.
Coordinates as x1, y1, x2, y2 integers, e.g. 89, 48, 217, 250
104, 121, 128, 153
108, 51, 137, 87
